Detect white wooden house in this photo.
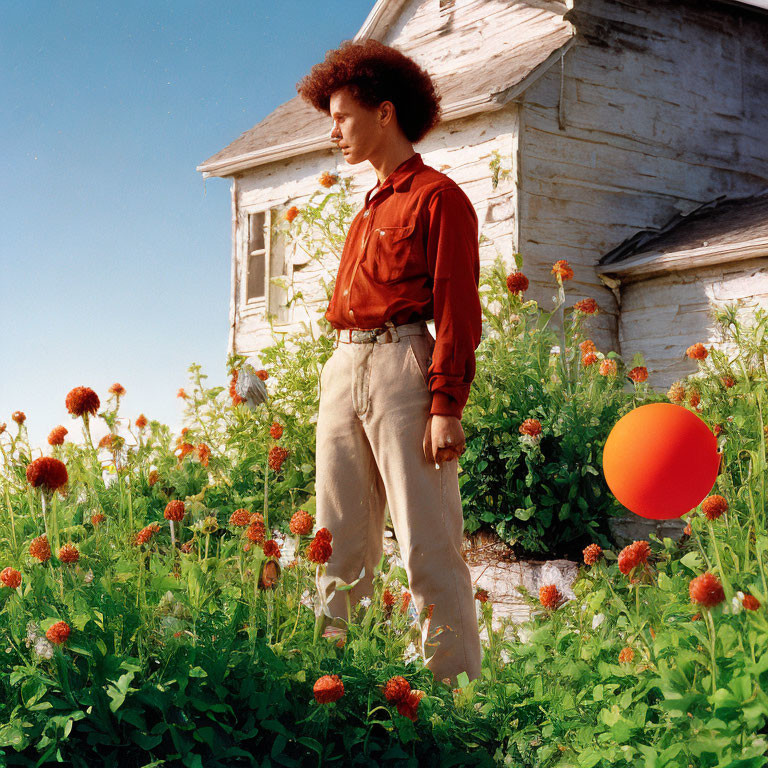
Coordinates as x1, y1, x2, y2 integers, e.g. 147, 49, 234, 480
197, 0, 768, 387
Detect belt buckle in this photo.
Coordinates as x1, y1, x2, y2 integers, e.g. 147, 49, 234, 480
376, 320, 399, 344
352, 329, 377, 343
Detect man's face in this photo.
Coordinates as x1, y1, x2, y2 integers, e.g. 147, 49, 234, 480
329, 86, 383, 165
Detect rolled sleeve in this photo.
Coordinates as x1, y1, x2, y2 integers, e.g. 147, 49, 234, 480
424, 186, 482, 420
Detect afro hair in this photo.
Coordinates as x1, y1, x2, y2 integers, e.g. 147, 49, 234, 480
296, 39, 442, 144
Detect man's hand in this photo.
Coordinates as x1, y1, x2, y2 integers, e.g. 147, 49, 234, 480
423, 414, 466, 467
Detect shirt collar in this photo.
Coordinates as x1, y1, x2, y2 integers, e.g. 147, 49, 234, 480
365, 152, 424, 206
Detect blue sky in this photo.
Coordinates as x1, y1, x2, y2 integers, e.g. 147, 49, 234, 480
1, 0, 371, 453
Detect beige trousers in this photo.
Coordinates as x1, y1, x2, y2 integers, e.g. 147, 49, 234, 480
314, 319, 483, 686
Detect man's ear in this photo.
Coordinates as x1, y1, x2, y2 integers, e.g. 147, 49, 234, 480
379, 100, 395, 128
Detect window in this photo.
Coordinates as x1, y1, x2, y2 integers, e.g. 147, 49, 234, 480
246, 211, 266, 301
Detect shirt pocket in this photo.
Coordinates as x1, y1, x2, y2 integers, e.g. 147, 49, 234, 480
372, 220, 419, 284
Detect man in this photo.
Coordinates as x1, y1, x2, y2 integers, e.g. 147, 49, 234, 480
296, 39, 483, 687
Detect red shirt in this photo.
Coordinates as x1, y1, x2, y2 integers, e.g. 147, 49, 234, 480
325, 152, 482, 420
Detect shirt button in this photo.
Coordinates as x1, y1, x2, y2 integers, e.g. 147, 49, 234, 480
343, 289, 348, 296
363, 210, 370, 217
348, 309, 354, 317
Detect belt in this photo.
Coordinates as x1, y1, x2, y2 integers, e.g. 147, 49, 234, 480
334, 319, 427, 345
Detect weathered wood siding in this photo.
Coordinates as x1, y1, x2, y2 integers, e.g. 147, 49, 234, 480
517, 0, 768, 359
231, 106, 520, 357
618, 258, 768, 388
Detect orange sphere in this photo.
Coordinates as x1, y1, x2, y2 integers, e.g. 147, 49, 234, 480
602, 403, 721, 519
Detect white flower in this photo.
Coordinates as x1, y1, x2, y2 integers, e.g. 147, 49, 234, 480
84, 569, 94, 584
516, 626, 533, 644
592, 612, 606, 630
384, 530, 393, 538
299, 589, 314, 610
387, 554, 404, 569
358, 596, 372, 608
730, 595, 743, 615
34, 637, 54, 659
403, 641, 419, 665
550, 345, 561, 355
499, 648, 512, 665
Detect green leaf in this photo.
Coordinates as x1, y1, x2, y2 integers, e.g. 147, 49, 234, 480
188, 666, 208, 678
680, 551, 703, 573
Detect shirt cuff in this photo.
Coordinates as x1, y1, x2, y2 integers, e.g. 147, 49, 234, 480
429, 392, 463, 419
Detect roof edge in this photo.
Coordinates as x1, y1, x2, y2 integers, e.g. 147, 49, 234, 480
597, 236, 768, 282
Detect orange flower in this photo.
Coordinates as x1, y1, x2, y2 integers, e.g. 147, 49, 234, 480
256, 369, 269, 381
551, 260, 574, 281
474, 588, 489, 603
319, 171, 338, 188
721, 375, 736, 388
519, 418, 542, 437
627, 366, 648, 383
574, 298, 598, 314
667, 381, 686, 403
582, 352, 598, 367
688, 390, 701, 409
196, 443, 210, 467
579, 339, 596, 354
29, 535, 51, 562
46, 620, 71, 645
382, 589, 396, 608
65, 387, 100, 417
26, 457, 68, 493
148, 469, 159, 486
686, 343, 708, 360
246, 520, 266, 543
91, 513, 106, 527
315, 527, 332, 541
701, 494, 728, 521
108, 383, 126, 397
0, 423, 5, 434
134, 522, 161, 546
229, 370, 245, 407
582, 543, 603, 565
0, 567, 21, 589
284, 206, 299, 223
400, 590, 411, 614
683, 523, 692, 536
539, 584, 561, 609
12, 411, 26, 424
177, 388, 188, 399
689, 572, 725, 607
742, 594, 760, 611
176, 442, 194, 461
135, 414, 148, 429
268, 445, 290, 472
383, 675, 411, 703
58, 544, 80, 564
618, 646, 634, 664
164, 500, 185, 522
229, 508, 251, 527
313, 673, 344, 703
306, 537, 332, 564
289, 509, 314, 536
599, 359, 617, 377
618, 540, 650, 575
506, 272, 529, 294
270, 422, 284, 440
99, 433, 114, 450
47, 426, 68, 446
397, 689, 425, 721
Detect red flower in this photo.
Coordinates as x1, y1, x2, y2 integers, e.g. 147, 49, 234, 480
618, 540, 650, 575
108, 383, 126, 397
268, 445, 290, 472
313, 673, 344, 703
270, 422, 284, 440
382, 589, 396, 608
164, 500, 185, 522
289, 509, 314, 536
65, 386, 100, 417
306, 537, 332, 564
742, 594, 760, 611
539, 584, 561, 609
176, 442, 194, 461
58, 544, 80, 564
383, 675, 411, 703
474, 588, 489, 603
229, 370, 246, 407
29, 535, 51, 562
46, 621, 71, 645
689, 572, 725, 607
246, 520, 266, 543
582, 543, 603, 566
582, 352, 598, 367
12, 411, 26, 424
686, 343, 708, 360
574, 298, 598, 314
256, 369, 269, 381
47, 426, 68, 446
263, 539, 281, 559
579, 339, 596, 354
712, 424, 722, 437
551, 260, 574, 281
134, 523, 161, 546
618, 646, 634, 663
284, 206, 299, 223
701, 495, 728, 521
721, 375, 736, 388
627, 366, 648, 383
667, 381, 686, 403
519, 418, 542, 437
0, 567, 21, 589
135, 414, 148, 429
506, 272, 529, 294
599, 359, 617, 377
400, 590, 411, 614
315, 527, 332, 542
688, 390, 701, 409
91, 513, 106, 527
26, 457, 68, 492
396, 689, 425, 721
229, 508, 251, 527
